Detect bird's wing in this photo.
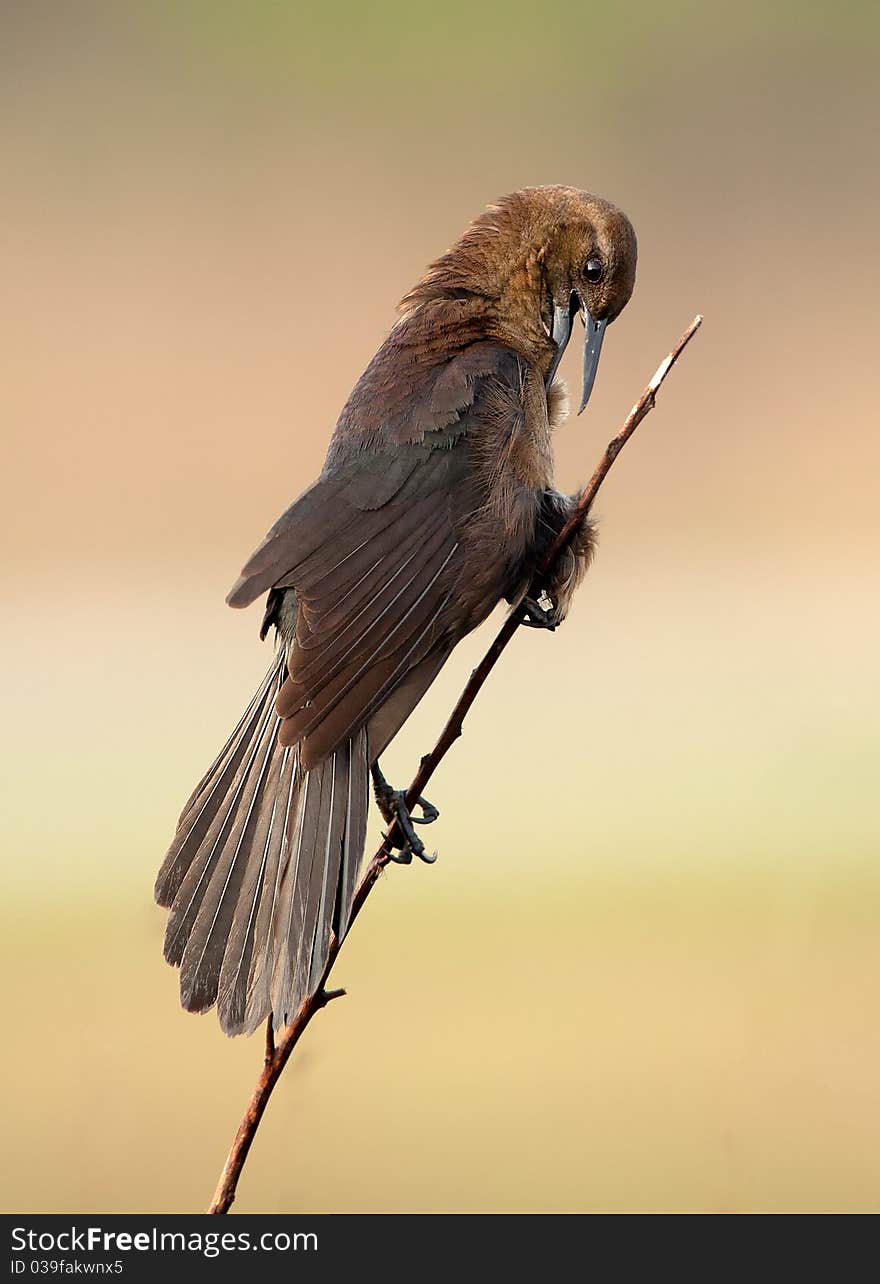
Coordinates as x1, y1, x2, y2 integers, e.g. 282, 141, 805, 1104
227, 342, 526, 768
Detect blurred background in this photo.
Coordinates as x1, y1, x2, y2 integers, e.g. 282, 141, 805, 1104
2, 0, 878, 1213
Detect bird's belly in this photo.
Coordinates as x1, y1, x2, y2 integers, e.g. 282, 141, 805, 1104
451, 486, 542, 634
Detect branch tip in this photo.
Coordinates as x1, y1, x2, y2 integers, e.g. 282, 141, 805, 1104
319, 987, 347, 1006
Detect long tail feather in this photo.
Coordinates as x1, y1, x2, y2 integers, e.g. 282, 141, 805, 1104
155, 658, 370, 1035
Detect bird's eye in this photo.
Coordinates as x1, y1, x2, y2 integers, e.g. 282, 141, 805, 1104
583, 256, 604, 284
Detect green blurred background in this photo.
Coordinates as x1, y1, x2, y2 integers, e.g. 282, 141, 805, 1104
3, 1, 878, 1212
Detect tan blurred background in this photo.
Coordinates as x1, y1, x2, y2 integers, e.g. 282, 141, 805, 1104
2, 1, 878, 1212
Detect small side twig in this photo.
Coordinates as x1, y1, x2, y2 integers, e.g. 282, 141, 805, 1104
207, 314, 703, 1214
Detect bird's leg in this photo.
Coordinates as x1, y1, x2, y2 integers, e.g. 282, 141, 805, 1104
371, 762, 439, 865
519, 490, 597, 632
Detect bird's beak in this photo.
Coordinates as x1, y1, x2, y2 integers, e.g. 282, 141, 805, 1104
546, 296, 577, 390
546, 293, 607, 415
577, 303, 607, 416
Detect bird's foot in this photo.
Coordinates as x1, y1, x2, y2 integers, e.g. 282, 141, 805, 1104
371, 764, 439, 865
521, 591, 561, 631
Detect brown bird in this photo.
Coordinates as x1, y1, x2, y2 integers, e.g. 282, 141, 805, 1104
155, 185, 637, 1036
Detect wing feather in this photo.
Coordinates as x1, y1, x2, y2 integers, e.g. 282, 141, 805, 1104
226, 343, 528, 770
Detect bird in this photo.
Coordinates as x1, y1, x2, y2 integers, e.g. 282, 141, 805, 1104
155, 185, 637, 1037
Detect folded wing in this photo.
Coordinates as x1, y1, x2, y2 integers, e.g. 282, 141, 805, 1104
227, 344, 526, 769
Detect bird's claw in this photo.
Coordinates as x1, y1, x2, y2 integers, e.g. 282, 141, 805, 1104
410, 797, 440, 825
372, 765, 439, 865
521, 594, 561, 631
383, 794, 439, 864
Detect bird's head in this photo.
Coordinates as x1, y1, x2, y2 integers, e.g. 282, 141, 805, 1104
534, 187, 637, 411
401, 185, 637, 414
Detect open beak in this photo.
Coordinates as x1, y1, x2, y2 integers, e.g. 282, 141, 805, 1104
546, 293, 607, 415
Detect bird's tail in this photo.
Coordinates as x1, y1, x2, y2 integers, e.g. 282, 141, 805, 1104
155, 655, 369, 1036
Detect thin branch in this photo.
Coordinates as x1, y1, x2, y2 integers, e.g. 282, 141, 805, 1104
207, 314, 703, 1215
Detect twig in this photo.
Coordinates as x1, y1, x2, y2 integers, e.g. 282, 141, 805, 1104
207, 313, 703, 1214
